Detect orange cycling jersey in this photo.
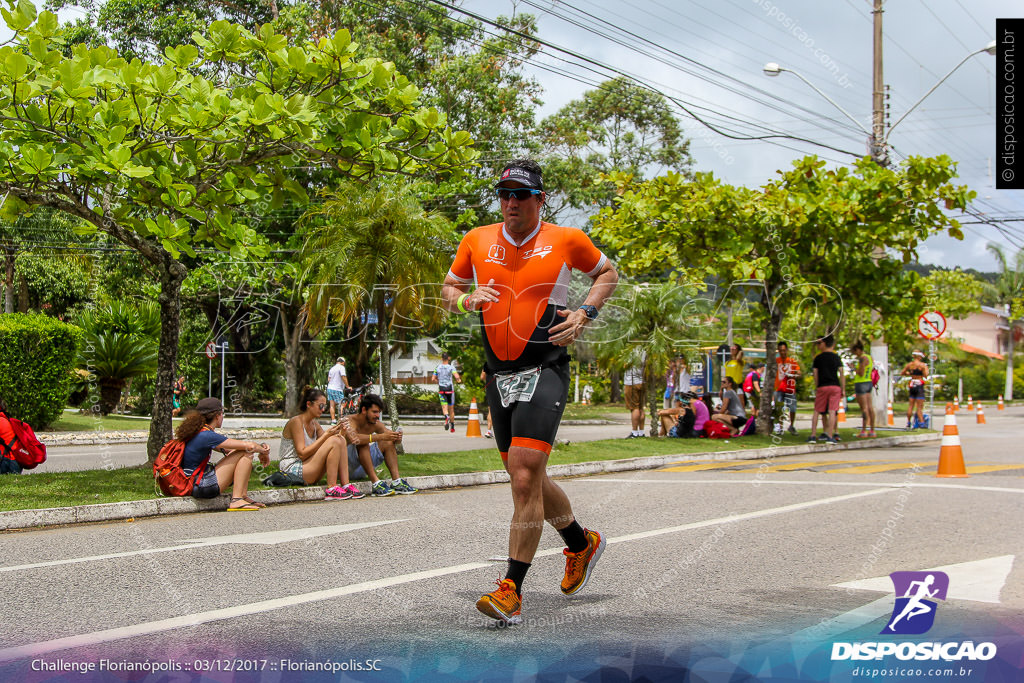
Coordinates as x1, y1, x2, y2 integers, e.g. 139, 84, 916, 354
448, 221, 607, 371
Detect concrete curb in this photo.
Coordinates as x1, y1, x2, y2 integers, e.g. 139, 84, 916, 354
1, 432, 940, 531
39, 421, 619, 447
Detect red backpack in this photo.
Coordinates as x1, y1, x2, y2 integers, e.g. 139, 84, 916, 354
703, 420, 732, 439
0, 412, 47, 469
153, 439, 209, 496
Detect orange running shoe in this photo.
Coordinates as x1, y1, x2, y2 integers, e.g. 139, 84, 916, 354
561, 528, 606, 595
475, 578, 522, 625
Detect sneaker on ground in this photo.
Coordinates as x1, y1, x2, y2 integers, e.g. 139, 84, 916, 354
832, 434, 842, 442
343, 483, 365, 499
788, 425, 798, 435
443, 418, 450, 432
806, 435, 818, 443
390, 478, 418, 495
868, 430, 877, 437
857, 430, 867, 438
485, 430, 493, 438
371, 480, 396, 497
450, 422, 455, 433
324, 485, 352, 500
561, 528, 606, 596
475, 578, 522, 625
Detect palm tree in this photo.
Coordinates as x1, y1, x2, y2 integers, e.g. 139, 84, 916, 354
76, 301, 160, 414
589, 281, 694, 437
300, 178, 458, 433
983, 244, 1024, 400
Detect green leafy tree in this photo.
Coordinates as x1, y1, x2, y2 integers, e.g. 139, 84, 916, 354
538, 77, 693, 222
0, 0, 475, 457
592, 155, 974, 433
299, 177, 458, 432
983, 243, 1024, 400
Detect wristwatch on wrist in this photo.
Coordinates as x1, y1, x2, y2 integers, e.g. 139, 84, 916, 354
578, 305, 599, 320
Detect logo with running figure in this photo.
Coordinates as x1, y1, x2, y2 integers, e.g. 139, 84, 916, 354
883, 571, 949, 635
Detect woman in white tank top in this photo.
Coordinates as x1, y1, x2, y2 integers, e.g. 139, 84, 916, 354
280, 388, 363, 500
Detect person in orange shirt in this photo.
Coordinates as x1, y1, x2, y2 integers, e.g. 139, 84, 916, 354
773, 341, 801, 435
443, 159, 618, 626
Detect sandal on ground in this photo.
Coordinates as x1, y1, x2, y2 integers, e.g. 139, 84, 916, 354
227, 498, 260, 511
241, 496, 266, 508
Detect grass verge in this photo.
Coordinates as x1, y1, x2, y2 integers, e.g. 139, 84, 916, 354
0, 426, 925, 512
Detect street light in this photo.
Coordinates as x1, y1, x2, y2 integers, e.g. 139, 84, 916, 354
762, 62, 872, 138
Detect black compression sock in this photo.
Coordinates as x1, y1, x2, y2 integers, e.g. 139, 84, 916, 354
558, 520, 589, 553
505, 559, 531, 595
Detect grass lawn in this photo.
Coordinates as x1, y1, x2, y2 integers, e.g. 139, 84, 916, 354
46, 412, 164, 433
0, 426, 920, 512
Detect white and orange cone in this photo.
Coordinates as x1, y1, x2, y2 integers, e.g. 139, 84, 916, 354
967, 395, 973, 411
886, 401, 895, 426
954, 398, 960, 412
976, 402, 986, 425
937, 403, 968, 478
998, 394, 1005, 411
466, 398, 482, 437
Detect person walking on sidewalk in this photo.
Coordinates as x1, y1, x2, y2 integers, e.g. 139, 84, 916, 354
434, 353, 461, 433
442, 158, 619, 626
773, 341, 801, 435
326, 357, 350, 425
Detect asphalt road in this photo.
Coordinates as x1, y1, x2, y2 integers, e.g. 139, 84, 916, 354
2, 410, 1022, 682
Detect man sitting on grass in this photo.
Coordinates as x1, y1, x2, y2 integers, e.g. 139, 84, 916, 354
343, 394, 418, 496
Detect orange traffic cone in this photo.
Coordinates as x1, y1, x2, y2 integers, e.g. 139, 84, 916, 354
466, 398, 482, 437
953, 398, 960, 412
976, 402, 986, 425
967, 395, 973, 411
936, 404, 968, 478
886, 401, 895, 426
998, 395, 1005, 411
836, 402, 846, 423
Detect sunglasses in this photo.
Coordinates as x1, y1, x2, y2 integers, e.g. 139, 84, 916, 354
315, 403, 326, 410
496, 188, 542, 201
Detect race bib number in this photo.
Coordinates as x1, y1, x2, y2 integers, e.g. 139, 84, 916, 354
910, 378, 924, 388
495, 367, 541, 408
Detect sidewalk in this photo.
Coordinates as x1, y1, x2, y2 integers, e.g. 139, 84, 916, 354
1, 431, 940, 531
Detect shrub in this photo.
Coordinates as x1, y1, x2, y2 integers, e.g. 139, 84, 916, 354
0, 313, 83, 427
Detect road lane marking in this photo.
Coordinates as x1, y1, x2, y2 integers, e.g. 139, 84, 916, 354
659, 462, 751, 472
0, 520, 407, 574
835, 554, 1016, 604
821, 462, 924, 474
586, 478, 1024, 494
0, 489, 894, 661
963, 464, 1024, 474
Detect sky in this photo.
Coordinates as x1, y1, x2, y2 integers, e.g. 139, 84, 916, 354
463, 0, 1022, 272
4, 0, 1020, 271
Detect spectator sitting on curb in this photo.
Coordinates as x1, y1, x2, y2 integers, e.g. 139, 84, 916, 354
711, 377, 747, 437
658, 398, 686, 436
177, 397, 271, 511
279, 387, 364, 501
344, 394, 418, 496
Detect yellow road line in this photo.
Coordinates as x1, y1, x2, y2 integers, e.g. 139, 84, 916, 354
757, 459, 875, 472
822, 462, 924, 474
659, 462, 754, 472
963, 464, 1024, 474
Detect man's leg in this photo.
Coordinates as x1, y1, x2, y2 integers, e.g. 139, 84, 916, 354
506, 445, 548, 563
354, 444, 381, 484
329, 399, 337, 424
380, 441, 401, 480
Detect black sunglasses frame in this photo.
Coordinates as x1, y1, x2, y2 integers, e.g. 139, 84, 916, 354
495, 188, 543, 201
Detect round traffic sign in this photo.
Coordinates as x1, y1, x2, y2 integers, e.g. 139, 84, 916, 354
917, 311, 947, 340
204, 342, 218, 359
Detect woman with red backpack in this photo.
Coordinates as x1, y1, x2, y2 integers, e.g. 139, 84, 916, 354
177, 397, 271, 511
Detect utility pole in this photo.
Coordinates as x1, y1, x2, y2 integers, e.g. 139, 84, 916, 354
869, 0, 892, 426
870, 0, 887, 165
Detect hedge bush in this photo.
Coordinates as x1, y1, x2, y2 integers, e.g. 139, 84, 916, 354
0, 313, 83, 428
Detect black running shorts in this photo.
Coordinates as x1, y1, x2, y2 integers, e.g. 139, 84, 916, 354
486, 363, 569, 461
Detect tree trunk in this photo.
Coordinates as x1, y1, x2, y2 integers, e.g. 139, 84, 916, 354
610, 368, 621, 404
281, 303, 311, 417
3, 247, 14, 314
17, 270, 28, 313
759, 303, 783, 436
377, 298, 403, 453
98, 378, 126, 416
645, 359, 659, 438
148, 258, 188, 461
